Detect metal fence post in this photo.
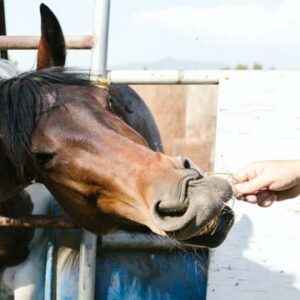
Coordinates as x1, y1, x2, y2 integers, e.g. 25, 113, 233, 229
78, 0, 111, 299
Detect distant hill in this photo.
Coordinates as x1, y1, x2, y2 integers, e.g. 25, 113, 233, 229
110, 57, 226, 70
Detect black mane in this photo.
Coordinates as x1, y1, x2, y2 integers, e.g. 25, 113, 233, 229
0, 67, 91, 179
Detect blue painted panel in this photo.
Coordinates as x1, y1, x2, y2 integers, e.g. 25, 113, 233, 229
58, 266, 79, 300
95, 249, 208, 300
44, 234, 55, 300
44, 202, 209, 299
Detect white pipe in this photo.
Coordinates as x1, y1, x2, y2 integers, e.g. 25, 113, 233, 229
78, 231, 97, 300
78, 0, 111, 300
90, 0, 110, 76
107, 70, 223, 84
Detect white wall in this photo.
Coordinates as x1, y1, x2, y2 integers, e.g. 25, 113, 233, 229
208, 71, 300, 300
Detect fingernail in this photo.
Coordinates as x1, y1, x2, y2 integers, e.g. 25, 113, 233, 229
234, 183, 243, 192
261, 199, 274, 207
229, 177, 237, 184
232, 184, 244, 200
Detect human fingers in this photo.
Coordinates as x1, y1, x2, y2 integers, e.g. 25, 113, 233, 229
238, 190, 277, 207
232, 163, 258, 184
242, 194, 259, 203
257, 191, 277, 207
234, 175, 269, 195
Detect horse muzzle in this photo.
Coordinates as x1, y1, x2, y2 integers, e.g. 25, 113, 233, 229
151, 164, 234, 247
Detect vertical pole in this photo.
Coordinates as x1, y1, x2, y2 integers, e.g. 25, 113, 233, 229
0, 0, 8, 59
90, 0, 110, 76
78, 0, 110, 299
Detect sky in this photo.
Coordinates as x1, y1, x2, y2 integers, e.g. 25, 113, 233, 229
4, 0, 300, 71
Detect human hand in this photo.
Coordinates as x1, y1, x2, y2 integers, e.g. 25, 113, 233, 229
232, 160, 300, 207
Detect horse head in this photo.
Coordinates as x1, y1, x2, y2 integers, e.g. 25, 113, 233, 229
0, 4, 234, 252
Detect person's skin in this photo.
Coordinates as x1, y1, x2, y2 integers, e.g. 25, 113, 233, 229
232, 160, 300, 207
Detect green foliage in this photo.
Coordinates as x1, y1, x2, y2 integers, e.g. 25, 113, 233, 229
235, 64, 249, 70
253, 63, 263, 70
222, 63, 270, 70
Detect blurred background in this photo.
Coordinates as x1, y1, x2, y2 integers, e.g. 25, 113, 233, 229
4, 0, 300, 71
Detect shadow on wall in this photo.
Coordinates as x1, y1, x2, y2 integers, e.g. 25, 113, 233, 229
208, 215, 300, 300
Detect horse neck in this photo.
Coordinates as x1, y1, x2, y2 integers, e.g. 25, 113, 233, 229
0, 142, 35, 269
0, 187, 34, 269
0, 141, 27, 201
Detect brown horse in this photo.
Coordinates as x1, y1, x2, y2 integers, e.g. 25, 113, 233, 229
0, 4, 234, 270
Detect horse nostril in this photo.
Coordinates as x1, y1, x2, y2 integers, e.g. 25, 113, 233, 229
183, 159, 191, 169
155, 201, 188, 218
182, 157, 203, 180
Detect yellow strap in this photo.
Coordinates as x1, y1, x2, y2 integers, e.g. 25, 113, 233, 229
95, 76, 111, 90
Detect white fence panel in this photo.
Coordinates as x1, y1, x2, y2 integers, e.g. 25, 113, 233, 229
208, 71, 300, 300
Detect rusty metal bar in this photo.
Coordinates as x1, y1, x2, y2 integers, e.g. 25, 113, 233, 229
0, 215, 78, 228
0, 35, 94, 50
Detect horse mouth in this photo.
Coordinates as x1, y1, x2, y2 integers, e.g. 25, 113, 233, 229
153, 176, 235, 248
159, 204, 234, 248
176, 205, 234, 248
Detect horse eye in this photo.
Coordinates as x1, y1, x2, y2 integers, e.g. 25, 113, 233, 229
108, 97, 113, 110
107, 98, 124, 120
33, 152, 55, 167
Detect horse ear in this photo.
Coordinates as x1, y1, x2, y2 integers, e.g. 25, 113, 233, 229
37, 3, 66, 70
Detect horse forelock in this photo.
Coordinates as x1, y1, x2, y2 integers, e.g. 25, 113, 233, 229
0, 67, 92, 180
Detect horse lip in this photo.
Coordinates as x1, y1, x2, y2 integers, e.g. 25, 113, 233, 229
165, 206, 220, 241
180, 205, 235, 248
165, 216, 205, 240
164, 203, 234, 243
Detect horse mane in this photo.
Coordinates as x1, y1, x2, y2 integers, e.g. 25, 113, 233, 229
0, 67, 92, 180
